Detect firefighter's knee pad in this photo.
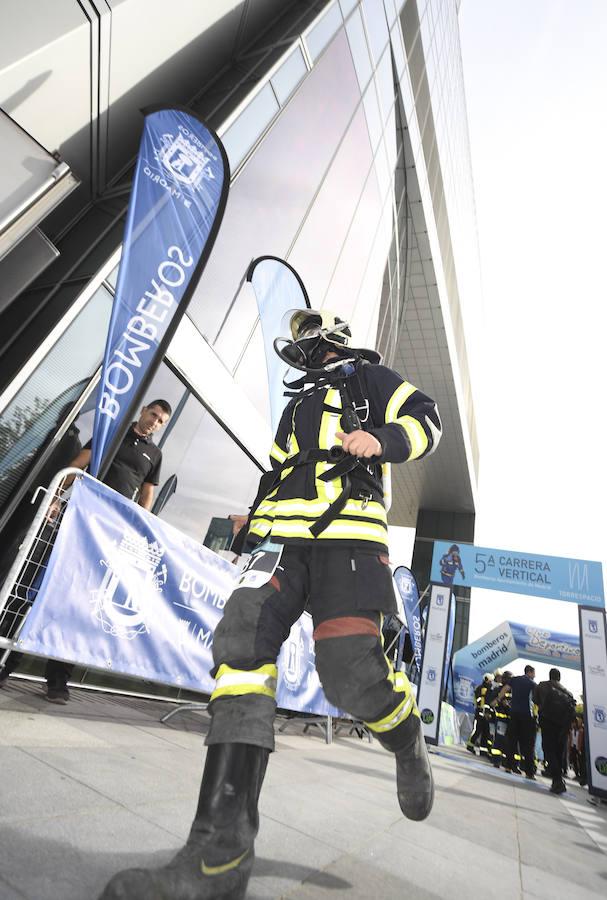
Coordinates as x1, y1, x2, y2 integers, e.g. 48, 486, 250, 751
212, 582, 277, 668
314, 628, 389, 721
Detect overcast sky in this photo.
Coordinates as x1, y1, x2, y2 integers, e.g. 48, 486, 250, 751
454, 0, 607, 693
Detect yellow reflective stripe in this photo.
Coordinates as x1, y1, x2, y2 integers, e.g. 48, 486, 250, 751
289, 431, 300, 455
395, 415, 428, 460
270, 442, 287, 464
317, 388, 341, 503
382, 463, 392, 511
201, 849, 249, 876
268, 518, 387, 542
385, 381, 417, 423
254, 497, 387, 521
211, 664, 277, 701
366, 693, 415, 733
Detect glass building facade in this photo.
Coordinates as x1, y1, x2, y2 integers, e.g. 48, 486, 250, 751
0, 0, 482, 667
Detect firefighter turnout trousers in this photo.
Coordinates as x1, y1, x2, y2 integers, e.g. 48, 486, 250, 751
206, 544, 418, 752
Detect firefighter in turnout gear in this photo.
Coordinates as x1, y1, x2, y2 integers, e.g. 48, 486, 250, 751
100, 309, 443, 900
467, 674, 493, 755
490, 671, 513, 769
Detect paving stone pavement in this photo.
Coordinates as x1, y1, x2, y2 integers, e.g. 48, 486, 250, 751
1, 676, 606, 899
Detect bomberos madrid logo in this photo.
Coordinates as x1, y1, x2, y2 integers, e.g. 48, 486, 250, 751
588, 619, 599, 634
158, 130, 212, 188
421, 708, 434, 725
426, 667, 437, 683
283, 621, 306, 693
91, 529, 167, 640
592, 705, 607, 728
144, 123, 219, 208
595, 756, 607, 776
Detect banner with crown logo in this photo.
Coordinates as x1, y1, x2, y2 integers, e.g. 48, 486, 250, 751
16, 477, 236, 691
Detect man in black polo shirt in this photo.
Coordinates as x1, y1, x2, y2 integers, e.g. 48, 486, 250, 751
44, 399, 171, 702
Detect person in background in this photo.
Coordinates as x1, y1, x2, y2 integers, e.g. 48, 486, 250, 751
0, 400, 172, 703
0, 404, 82, 688
467, 673, 493, 755
496, 665, 537, 779
534, 667, 576, 794
439, 544, 465, 585
569, 715, 586, 785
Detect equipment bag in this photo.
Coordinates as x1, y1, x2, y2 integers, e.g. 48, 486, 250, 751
542, 684, 576, 726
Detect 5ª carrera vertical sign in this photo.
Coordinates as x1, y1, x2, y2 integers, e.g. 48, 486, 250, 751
431, 541, 604, 607
90, 108, 229, 478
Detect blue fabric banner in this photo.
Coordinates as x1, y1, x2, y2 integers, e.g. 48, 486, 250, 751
393, 566, 423, 671
90, 108, 229, 477
443, 589, 456, 703
18, 477, 236, 691
247, 256, 310, 434
17, 477, 340, 715
276, 613, 343, 717
431, 540, 604, 607
452, 619, 581, 713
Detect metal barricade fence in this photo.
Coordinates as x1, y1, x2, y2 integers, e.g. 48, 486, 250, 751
0, 470, 380, 745
0, 467, 82, 667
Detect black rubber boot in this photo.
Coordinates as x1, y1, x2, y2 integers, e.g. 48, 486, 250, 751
98, 743, 269, 900
394, 714, 434, 821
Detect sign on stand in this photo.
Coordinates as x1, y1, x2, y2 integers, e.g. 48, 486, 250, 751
579, 606, 607, 799
417, 583, 453, 745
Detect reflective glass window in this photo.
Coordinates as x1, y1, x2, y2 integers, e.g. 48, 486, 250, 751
390, 23, 406, 77
289, 105, 373, 307
222, 83, 280, 171
383, 0, 397, 26
339, 0, 358, 17
305, 2, 343, 62
156, 394, 261, 545
0, 285, 112, 513
188, 32, 361, 344
106, 265, 119, 289
375, 47, 395, 124
324, 166, 382, 321
363, 83, 383, 152
345, 8, 373, 93
374, 138, 392, 201
270, 46, 308, 106
233, 323, 271, 424
361, 0, 389, 65
213, 281, 259, 373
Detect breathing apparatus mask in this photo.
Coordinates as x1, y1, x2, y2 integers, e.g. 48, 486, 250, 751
273, 309, 355, 375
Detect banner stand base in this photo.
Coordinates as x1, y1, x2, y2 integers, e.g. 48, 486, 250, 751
278, 714, 333, 745
160, 702, 208, 725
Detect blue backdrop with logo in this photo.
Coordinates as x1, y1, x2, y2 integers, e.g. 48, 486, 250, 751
431, 540, 604, 607
18, 477, 340, 714
452, 619, 581, 713
90, 108, 229, 478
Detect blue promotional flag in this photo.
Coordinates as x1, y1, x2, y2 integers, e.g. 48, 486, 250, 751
90, 108, 229, 478
247, 256, 310, 433
393, 566, 423, 671
443, 590, 456, 703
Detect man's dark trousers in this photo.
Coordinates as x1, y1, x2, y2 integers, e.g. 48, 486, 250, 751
506, 712, 536, 775
541, 720, 568, 786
